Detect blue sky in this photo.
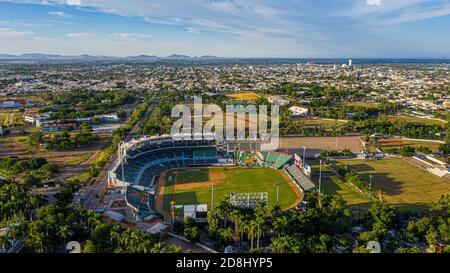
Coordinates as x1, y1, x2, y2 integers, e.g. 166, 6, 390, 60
0, 0, 449, 57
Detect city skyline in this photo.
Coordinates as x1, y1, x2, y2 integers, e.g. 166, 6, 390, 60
0, 0, 449, 58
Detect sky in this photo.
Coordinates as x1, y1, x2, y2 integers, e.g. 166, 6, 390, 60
0, 0, 449, 58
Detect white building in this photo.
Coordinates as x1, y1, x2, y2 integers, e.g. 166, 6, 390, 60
268, 95, 289, 106
24, 114, 50, 125
94, 113, 119, 122
289, 106, 309, 116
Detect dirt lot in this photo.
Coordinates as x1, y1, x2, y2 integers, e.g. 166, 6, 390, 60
280, 135, 365, 157
0, 135, 112, 181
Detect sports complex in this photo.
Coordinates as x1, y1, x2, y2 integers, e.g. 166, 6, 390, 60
108, 134, 313, 222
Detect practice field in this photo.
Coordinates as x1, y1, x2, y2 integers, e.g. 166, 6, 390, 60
323, 159, 450, 210
386, 115, 447, 126
225, 92, 260, 101
280, 136, 364, 157
378, 138, 443, 153
159, 167, 302, 213
308, 160, 371, 208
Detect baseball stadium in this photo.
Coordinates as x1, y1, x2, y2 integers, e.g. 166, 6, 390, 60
108, 134, 314, 222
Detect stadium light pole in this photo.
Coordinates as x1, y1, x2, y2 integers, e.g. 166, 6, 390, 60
319, 159, 322, 194
120, 142, 125, 196
274, 182, 281, 205
303, 146, 306, 165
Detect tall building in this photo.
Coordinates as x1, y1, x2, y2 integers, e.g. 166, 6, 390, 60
348, 59, 352, 67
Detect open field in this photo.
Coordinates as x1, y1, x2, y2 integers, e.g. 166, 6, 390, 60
308, 160, 372, 208
343, 102, 380, 109
386, 115, 447, 126
280, 136, 364, 157
0, 135, 112, 181
0, 110, 24, 126
378, 138, 442, 152
225, 92, 260, 101
324, 159, 450, 210
159, 167, 302, 213
301, 118, 348, 127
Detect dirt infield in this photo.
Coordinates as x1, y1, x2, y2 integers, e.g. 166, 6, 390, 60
155, 172, 168, 218
173, 170, 225, 190
280, 136, 364, 157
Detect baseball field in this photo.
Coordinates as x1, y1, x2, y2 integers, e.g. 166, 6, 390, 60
157, 167, 302, 214
309, 158, 450, 210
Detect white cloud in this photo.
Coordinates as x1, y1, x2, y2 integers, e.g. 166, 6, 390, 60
185, 27, 200, 34
66, 32, 94, 38
66, 0, 81, 6
0, 27, 33, 38
108, 32, 151, 40
48, 11, 69, 17
366, 0, 381, 6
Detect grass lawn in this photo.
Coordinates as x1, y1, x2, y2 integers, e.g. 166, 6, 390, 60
225, 92, 260, 101
163, 167, 300, 212
308, 160, 372, 209
302, 118, 348, 127
175, 168, 209, 184
328, 159, 450, 210
386, 115, 447, 126
343, 102, 380, 109
378, 138, 442, 153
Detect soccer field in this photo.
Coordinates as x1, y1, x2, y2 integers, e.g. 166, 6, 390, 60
315, 159, 450, 210
160, 167, 302, 213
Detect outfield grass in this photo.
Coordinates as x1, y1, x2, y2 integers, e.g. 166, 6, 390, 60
328, 159, 450, 210
163, 167, 300, 212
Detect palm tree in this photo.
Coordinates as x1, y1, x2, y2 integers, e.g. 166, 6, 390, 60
57, 225, 71, 251
246, 220, 258, 250
151, 242, 165, 253
0, 236, 11, 252
109, 224, 122, 247
255, 218, 265, 249
230, 210, 244, 246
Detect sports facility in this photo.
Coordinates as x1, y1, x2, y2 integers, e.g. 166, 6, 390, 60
160, 167, 301, 214
316, 158, 450, 210
108, 135, 310, 221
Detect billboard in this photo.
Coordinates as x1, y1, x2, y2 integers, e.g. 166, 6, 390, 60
294, 154, 302, 169
303, 162, 312, 177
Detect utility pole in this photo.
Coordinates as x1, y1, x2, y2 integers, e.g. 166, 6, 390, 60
368, 175, 373, 199
211, 184, 214, 210
319, 159, 322, 194
170, 200, 176, 225
303, 146, 306, 165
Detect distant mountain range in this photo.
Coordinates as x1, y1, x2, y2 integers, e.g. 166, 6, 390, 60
0, 53, 223, 62
0, 54, 448, 64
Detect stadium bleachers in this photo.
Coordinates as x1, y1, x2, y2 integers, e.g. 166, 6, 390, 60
285, 164, 316, 192
235, 151, 293, 169
115, 145, 218, 187
125, 186, 155, 219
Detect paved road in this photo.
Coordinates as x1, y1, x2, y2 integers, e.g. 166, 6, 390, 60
79, 95, 160, 210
